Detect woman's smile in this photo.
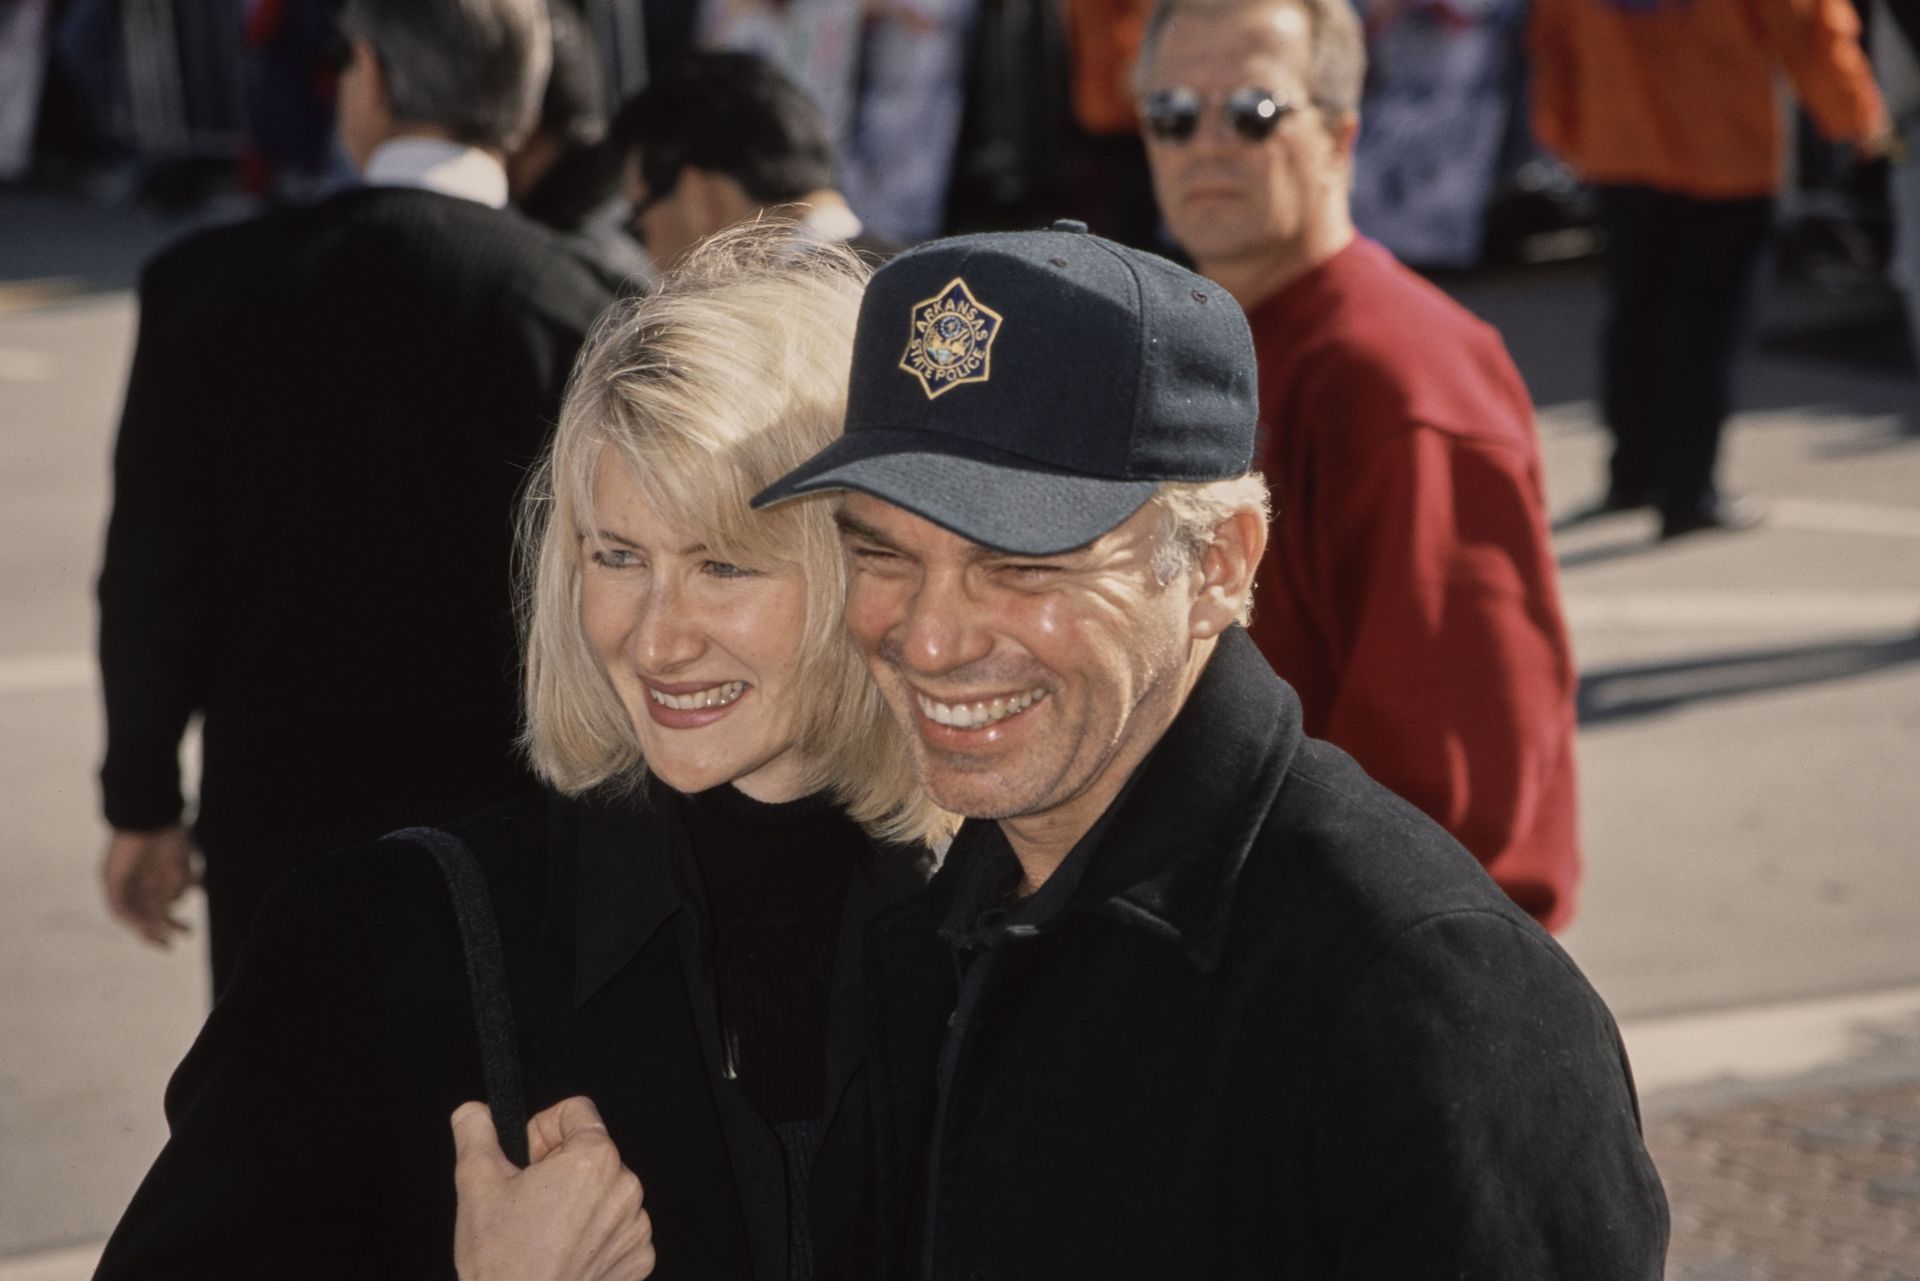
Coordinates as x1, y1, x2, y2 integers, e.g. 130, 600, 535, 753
643, 678, 751, 727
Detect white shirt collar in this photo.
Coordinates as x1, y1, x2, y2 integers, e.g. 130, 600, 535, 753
362, 137, 510, 209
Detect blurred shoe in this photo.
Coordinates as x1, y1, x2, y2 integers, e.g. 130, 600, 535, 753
1601, 483, 1653, 513
1553, 484, 1653, 530
1660, 493, 1766, 540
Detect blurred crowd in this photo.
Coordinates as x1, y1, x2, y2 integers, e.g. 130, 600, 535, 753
0, 0, 1908, 278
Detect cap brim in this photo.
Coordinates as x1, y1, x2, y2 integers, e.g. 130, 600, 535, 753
752, 429, 1157, 556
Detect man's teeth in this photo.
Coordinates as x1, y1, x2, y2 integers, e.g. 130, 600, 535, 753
916, 688, 1047, 729
649, 681, 747, 711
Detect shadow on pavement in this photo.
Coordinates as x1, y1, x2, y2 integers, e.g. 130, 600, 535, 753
1760, 281, 1918, 379
1579, 632, 1920, 727
1438, 259, 1920, 435
0, 188, 230, 299
1556, 536, 1661, 571
1806, 407, 1920, 459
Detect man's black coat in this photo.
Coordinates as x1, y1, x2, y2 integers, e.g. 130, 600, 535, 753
863, 628, 1669, 1280
94, 788, 922, 1281
96, 185, 619, 983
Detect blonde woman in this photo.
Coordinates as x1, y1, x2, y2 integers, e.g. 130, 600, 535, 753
94, 230, 945, 1281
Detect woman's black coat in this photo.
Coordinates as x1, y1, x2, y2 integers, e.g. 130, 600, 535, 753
93, 788, 925, 1281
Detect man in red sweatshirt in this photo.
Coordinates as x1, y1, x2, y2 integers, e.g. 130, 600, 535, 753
1139, 0, 1581, 929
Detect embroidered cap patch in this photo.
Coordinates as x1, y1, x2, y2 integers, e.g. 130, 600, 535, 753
898, 277, 1003, 399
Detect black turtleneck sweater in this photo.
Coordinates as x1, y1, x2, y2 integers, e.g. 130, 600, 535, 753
680, 785, 864, 1281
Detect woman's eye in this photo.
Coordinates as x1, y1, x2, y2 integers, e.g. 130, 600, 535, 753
702, 560, 753, 578
589, 547, 645, 570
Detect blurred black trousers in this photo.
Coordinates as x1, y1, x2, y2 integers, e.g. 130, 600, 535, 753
1595, 185, 1775, 521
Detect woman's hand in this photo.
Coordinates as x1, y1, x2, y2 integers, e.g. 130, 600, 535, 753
452, 1096, 656, 1281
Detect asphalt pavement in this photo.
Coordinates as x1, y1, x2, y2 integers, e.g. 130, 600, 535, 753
1, 187, 1916, 1276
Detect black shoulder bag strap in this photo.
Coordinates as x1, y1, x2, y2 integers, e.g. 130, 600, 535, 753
386, 825, 531, 1168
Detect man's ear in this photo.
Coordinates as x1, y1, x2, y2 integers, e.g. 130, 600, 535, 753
1332, 112, 1360, 160
684, 166, 759, 232
338, 36, 396, 166
1188, 507, 1268, 640
1328, 110, 1361, 188
354, 38, 390, 120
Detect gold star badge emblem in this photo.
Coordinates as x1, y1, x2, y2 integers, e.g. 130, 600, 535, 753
898, 277, 1003, 400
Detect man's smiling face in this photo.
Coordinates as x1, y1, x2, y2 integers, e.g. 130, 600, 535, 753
835, 492, 1199, 841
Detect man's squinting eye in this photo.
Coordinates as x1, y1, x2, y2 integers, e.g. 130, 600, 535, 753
999, 560, 1063, 579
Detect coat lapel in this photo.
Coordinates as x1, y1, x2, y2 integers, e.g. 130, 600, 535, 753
554, 789, 931, 1281
568, 791, 686, 1009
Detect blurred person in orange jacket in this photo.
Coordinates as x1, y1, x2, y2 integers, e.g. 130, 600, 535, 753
1530, 0, 1889, 537
1063, 0, 1164, 247
1138, 0, 1583, 931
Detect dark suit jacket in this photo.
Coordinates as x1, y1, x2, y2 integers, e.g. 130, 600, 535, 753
96, 185, 618, 978
94, 788, 925, 1281
863, 628, 1668, 1280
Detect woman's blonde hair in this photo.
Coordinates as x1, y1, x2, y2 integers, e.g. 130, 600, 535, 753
519, 225, 949, 845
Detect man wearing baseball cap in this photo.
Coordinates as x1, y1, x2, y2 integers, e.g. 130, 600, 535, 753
756, 223, 1667, 1278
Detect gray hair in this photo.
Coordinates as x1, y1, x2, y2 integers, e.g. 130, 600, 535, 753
1135, 0, 1367, 121
341, 0, 552, 150
1149, 473, 1272, 627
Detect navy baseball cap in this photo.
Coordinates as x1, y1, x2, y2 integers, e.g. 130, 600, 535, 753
751, 221, 1258, 555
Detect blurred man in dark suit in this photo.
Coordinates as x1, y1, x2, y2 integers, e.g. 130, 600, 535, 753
96, 0, 619, 991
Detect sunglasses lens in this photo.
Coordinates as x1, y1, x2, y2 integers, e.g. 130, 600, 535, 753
1143, 88, 1289, 143
1225, 89, 1285, 141
1143, 89, 1201, 142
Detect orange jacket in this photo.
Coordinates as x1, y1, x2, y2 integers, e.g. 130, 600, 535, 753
1065, 0, 1151, 134
1529, 0, 1886, 198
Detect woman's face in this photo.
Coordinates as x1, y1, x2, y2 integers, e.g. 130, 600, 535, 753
579, 454, 814, 802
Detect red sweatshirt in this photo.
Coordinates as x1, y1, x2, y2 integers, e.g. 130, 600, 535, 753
1244, 238, 1581, 931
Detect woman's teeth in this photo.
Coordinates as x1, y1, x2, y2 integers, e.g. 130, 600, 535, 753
649, 681, 747, 711
916, 688, 1047, 729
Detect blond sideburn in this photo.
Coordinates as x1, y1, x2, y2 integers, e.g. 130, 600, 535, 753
518, 225, 951, 846
1152, 473, 1272, 627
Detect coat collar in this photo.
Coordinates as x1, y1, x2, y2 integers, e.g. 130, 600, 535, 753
935, 627, 1302, 973
563, 785, 933, 1010
566, 789, 687, 1010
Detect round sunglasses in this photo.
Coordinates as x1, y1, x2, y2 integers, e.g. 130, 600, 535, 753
1140, 87, 1300, 144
